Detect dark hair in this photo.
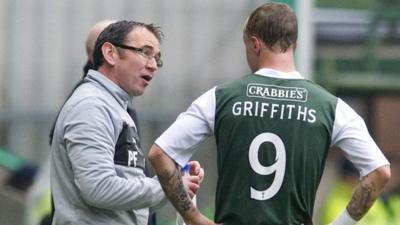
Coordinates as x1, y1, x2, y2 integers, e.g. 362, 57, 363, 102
245, 3, 297, 52
92, 20, 163, 69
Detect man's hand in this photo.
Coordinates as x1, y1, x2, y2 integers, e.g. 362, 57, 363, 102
182, 161, 205, 198
188, 161, 204, 183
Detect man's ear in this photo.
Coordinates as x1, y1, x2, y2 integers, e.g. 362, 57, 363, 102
250, 36, 261, 55
101, 42, 118, 66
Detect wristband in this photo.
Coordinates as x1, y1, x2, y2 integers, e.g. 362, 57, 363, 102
332, 209, 357, 225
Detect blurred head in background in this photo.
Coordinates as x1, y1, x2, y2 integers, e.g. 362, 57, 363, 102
86, 20, 116, 62
83, 20, 116, 76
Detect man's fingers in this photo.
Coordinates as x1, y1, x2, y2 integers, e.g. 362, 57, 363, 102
197, 168, 204, 183
187, 161, 205, 183
188, 161, 201, 175
182, 176, 200, 196
187, 179, 200, 193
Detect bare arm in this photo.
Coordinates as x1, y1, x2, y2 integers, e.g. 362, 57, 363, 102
347, 165, 390, 220
330, 165, 391, 225
148, 144, 218, 225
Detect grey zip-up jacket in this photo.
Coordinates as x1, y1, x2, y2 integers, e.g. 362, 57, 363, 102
51, 70, 165, 225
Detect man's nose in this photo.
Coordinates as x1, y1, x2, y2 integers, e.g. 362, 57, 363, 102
146, 57, 158, 72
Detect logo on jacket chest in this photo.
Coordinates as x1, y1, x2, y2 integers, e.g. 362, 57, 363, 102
114, 123, 145, 170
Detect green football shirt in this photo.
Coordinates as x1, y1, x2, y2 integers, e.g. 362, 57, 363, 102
155, 68, 389, 225
213, 73, 336, 225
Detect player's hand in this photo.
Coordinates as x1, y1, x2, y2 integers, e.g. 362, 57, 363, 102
182, 174, 200, 198
182, 161, 204, 198
187, 160, 204, 183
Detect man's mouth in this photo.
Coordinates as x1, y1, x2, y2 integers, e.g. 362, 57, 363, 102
141, 74, 152, 82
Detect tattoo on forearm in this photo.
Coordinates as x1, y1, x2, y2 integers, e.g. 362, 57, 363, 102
159, 165, 192, 216
347, 174, 377, 220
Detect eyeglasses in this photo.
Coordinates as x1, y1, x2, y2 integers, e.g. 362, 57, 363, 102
112, 43, 163, 68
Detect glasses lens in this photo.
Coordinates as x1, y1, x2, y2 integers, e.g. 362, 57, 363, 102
141, 47, 162, 67
115, 43, 163, 68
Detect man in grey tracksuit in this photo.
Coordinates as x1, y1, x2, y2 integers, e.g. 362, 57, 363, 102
50, 21, 203, 225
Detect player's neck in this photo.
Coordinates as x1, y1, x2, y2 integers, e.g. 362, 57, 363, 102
257, 51, 296, 73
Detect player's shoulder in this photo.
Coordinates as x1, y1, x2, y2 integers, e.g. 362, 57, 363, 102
301, 79, 337, 101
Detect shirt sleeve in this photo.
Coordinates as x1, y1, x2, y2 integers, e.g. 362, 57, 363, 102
155, 87, 217, 167
64, 98, 165, 210
331, 98, 390, 177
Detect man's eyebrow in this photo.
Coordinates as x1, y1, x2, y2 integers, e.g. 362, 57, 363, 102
141, 44, 154, 49
139, 44, 156, 50
142, 45, 161, 55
